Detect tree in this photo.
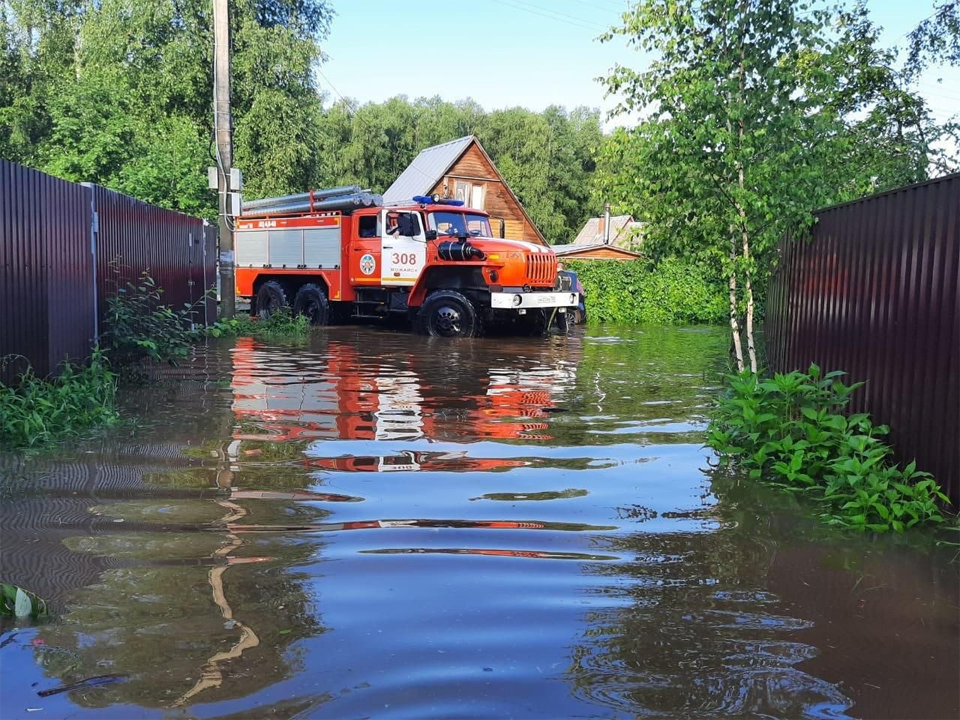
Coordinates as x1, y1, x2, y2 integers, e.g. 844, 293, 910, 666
0, 0, 333, 217
600, 0, 955, 371
906, 0, 960, 75
310, 96, 605, 243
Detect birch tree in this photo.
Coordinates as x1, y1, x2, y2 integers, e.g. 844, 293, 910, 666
600, 0, 952, 371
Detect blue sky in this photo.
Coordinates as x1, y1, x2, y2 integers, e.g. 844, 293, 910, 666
319, 0, 959, 128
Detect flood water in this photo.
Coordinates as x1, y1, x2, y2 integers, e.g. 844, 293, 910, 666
1, 326, 957, 720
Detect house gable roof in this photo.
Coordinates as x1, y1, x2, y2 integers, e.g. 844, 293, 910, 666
383, 135, 547, 245
383, 136, 474, 205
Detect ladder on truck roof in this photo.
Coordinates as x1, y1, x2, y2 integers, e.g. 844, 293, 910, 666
241, 185, 383, 217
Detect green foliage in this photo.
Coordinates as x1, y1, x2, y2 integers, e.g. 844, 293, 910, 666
101, 268, 201, 367
314, 97, 604, 242
208, 310, 310, 342
598, 0, 958, 280
707, 364, 951, 532
566, 258, 726, 325
1, 582, 49, 619
906, 1, 960, 76
0, 349, 118, 449
597, 0, 958, 371
0, 0, 333, 218
0, 2, 604, 241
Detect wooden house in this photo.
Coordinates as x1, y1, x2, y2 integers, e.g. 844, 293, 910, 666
383, 136, 546, 245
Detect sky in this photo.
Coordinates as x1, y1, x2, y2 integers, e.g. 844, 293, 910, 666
318, 0, 960, 129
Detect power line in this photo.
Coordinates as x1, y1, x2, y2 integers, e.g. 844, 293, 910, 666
508, 0, 610, 28
487, 0, 604, 31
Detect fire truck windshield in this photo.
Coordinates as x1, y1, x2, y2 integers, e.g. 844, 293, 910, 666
428, 212, 492, 238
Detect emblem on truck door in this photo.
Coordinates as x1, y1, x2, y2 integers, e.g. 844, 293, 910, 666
360, 253, 376, 275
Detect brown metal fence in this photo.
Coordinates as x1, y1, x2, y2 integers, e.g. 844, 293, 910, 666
1, 161, 95, 383
0, 160, 216, 383
766, 173, 960, 503
90, 184, 216, 331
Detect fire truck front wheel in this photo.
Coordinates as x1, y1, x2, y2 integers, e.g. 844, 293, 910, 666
256, 280, 289, 320
293, 284, 330, 326
417, 290, 480, 338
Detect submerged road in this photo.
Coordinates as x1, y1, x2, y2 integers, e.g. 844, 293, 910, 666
1, 326, 957, 719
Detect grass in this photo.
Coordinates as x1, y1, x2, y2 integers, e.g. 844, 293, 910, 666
707, 364, 951, 533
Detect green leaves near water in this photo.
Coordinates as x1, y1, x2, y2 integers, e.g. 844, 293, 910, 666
1, 582, 48, 619
207, 308, 310, 343
566, 257, 726, 325
100, 262, 205, 368
0, 348, 118, 449
707, 364, 951, 533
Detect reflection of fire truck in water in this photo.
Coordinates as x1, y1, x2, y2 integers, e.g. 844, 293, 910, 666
230, 336, 578, 471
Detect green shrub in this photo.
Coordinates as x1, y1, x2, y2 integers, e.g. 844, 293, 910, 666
207, 309, 310, 342
0, 349, 118, 449
101, 268, 199, 366
565, 256, 726, 325
707, 364, 950, 532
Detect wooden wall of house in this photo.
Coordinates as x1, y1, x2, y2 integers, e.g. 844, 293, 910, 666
429, 145, 543, 244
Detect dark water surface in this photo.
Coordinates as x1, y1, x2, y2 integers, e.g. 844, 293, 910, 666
1, 326, 957, 719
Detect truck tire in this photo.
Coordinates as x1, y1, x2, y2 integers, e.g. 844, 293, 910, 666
293, 283, 330, 326
417, 290, 480, 338
256, 280, 289, 320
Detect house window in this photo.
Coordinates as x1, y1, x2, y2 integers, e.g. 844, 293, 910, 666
451, 181, 485, 210
454, 181, 470, 205
471, 185, 484, 210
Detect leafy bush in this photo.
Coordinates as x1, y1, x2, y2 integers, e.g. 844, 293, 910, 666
0, 349, 118, 449
565, 256, 726, 325
707, 364, 950, 532
207, 309, 310, 342
101, 268, 199, 366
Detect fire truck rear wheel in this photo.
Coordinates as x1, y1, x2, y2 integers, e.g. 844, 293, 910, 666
256, 280, 289, 320
418, 290, 480, 338
293, 283, 331, 326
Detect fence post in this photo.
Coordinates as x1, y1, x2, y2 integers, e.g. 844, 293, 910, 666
81, 183, 99, 343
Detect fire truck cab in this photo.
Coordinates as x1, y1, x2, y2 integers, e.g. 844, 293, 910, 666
235, 192, 578, 337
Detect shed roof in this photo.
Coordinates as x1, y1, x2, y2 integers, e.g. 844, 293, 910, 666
571, 215, 643, 248
554, 243, 642, 259
383, 136, 474, 204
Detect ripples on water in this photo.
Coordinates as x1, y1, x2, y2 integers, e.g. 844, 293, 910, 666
1, 326, 957, 719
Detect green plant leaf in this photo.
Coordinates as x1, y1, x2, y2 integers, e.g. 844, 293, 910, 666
14, 588, 32, 618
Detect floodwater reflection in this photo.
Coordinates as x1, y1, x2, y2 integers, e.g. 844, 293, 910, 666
1, 326, 957, 719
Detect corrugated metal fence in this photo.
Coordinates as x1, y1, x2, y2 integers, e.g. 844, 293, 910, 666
0, 160, 216, 383
766, 173, 959, 503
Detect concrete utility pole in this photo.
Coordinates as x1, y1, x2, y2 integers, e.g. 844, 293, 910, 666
213, 0, 235, 318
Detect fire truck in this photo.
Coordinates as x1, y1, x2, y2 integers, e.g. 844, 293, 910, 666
234, 186, 579, 337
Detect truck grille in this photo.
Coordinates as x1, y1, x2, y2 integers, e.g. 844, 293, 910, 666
525, 254, 556, 285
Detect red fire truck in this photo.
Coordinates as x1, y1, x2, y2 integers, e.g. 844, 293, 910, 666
234, 187, 578, 337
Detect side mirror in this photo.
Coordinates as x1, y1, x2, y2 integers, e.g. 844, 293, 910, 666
424, 229, 438, 241
397, 213, 419, 237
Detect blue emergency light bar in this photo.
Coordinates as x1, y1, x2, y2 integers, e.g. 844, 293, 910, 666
413, 195, 464, 206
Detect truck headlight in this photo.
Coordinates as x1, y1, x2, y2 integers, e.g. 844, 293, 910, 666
512, 294, 523, 307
